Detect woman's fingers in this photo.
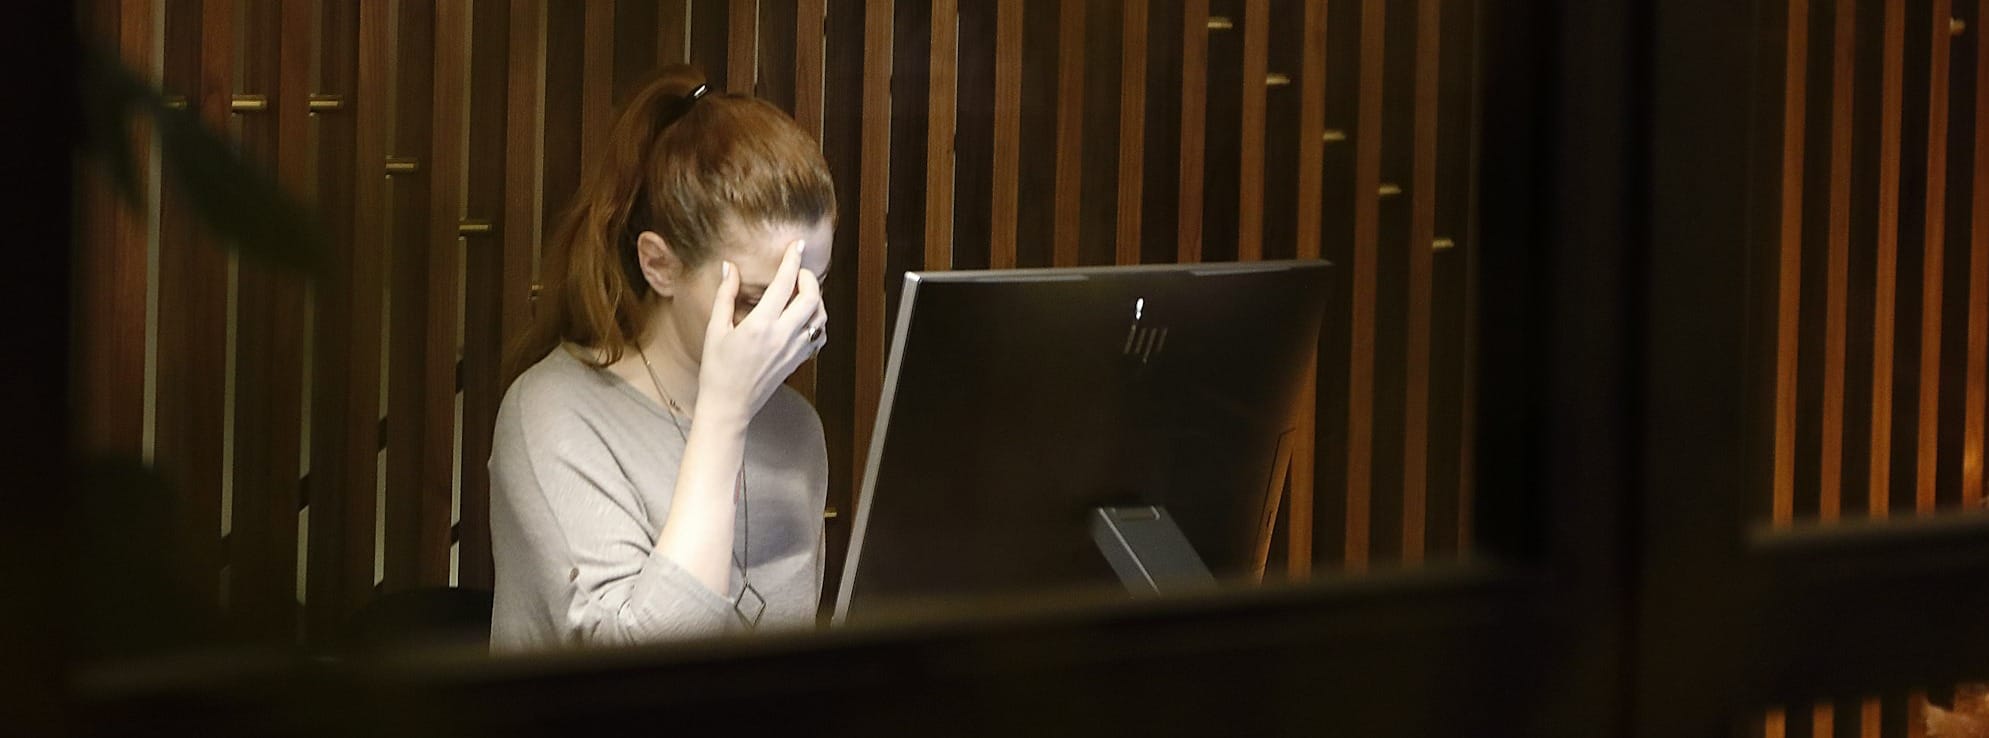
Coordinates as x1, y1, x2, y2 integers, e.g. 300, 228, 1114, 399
746, 240, 806, 326
706, 260, 739, 336
776, 267, 824, 337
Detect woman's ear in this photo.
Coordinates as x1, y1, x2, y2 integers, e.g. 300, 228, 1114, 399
635, 230, 684, 298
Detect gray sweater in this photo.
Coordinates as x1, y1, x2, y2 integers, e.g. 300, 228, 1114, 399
488, 345, 828, 654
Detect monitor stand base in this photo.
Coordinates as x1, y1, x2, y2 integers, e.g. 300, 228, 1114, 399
1089, 506, 1217, 596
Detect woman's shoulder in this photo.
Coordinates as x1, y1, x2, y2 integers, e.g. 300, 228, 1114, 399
500, 344, 615, 422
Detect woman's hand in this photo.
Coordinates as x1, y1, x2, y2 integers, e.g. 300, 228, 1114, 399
693, 240, 825, 425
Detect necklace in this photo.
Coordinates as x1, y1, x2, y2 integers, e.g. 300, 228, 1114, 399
634, 343, 764, 629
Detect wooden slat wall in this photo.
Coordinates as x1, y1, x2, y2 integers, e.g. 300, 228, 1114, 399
1756, 0, 1988, 734
76, 0, 1492, 645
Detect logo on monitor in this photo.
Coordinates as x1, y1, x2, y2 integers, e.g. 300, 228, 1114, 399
1122, 297, 1167, 364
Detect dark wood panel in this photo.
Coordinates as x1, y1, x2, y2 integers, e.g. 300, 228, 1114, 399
815, 0, 866, 609
581, 0, 614, 170
420, 0, 471, 587
540, 2, 584, 285
926, 0, 958, 271
730, 0, 757, 93
951, 0, 997, 271
1402, 0, 1439, 563
1967, 0, 1989, 509
853, 0, 892, 507
1053, 0, 1085, 267
155, 0, 232, 611
1887, 0, 1931, 518
1237, 0, 1267, 262
1773, 0, 1809, 526
1869, 0, 1904, 520
460, 0, 520, 592
785, 0, 821, 402
305, 0, 388, 642
1791, 0, 1832, 524
1820, 0, 1857, 522
1426, 0, 1480, 557
1917, 0, 1953, 514
990, 0, 1022, 269
1286, 0, 1327, 577
75, 0, 152, 460
1369, 0, 1417, 564
689, 0, 729, 90
227, 0, 310, 638
885, 0, 930, 331
1139, 0, 1183, 267
1934, 0, 1978, 513
614, 0, 661, 105
1116, 0, 1147, 266
1312, 0, 1362, 567
502, 0, 544, 390
1177, 0, 1207, 263
1078, 0, 1123, 268
1344, 0, 1384, 570
1015, 0, 1060, 269
660, 0, 689, 66
1199, 0, 1241, 264
756, 0, 796, 110
383, 0, 437, 593
1840, 0, 1884, 524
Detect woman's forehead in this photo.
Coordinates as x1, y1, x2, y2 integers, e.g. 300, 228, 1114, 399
725, 219, 835, 278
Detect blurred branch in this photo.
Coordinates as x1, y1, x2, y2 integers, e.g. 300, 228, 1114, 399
78, 44, 328, 278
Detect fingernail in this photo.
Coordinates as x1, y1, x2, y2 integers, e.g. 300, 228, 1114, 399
721, 261, 731, 279
795, 240, 806, 256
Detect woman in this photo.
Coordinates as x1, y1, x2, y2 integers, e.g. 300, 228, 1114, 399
488, 65, 835, 653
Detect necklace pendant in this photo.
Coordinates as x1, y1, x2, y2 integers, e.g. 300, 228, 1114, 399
733, 582, 766, 629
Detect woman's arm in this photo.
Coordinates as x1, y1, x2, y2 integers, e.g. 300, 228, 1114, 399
652, 240, 824, 593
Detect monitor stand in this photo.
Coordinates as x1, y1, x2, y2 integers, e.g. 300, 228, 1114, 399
1089, 506, 1217, 596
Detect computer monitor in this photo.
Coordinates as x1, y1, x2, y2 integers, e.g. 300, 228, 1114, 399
832, 259, 1332, 624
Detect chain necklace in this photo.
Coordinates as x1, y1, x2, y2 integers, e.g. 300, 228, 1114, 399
633, 343, 764, 629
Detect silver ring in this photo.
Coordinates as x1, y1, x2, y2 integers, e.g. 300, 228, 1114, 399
808, 324, 825, 342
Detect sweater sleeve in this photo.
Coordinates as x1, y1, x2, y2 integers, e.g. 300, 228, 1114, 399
498, 405, 736, 647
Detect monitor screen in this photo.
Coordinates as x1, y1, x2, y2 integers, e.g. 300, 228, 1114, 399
834, 260, 1331, 624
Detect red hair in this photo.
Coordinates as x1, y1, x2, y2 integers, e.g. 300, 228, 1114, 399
508, 65, 836, 379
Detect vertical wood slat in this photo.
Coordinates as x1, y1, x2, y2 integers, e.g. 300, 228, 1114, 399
155, 0, 233, 609
1774, 0, 1810, 528
660, 0, 689, 66
76, 0, 154, 460
1238, 0, 1268, 262
384, 0, 435, 592
1178, 0, 1207, 264
1115, 0, 1147, 266
306, 0, 389, 639
730, 0, 757, 92
581, 0, 614, 171
795, 0, 825, 144
421, 0, 471, 586
1819, 0, 1857, 522
503, 0, 544, 386
991, 0, 1023, 269
1287, 0, 1329, 578
1918, 0, 1954, 515
1812, 703, 1834, 738
1860, 697, 1882, 738
854, 0, 893, 498
789, 0, 826, 403
1402, 0, 1440, 564
1053, 0, 1085, 268
458, 0, 520, 591
1966, 0, 1989, 509
926, 0, 958, 272
1872, 0, 1905, 521
1346, 0, 1386, 570
227, 0, 312, 636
